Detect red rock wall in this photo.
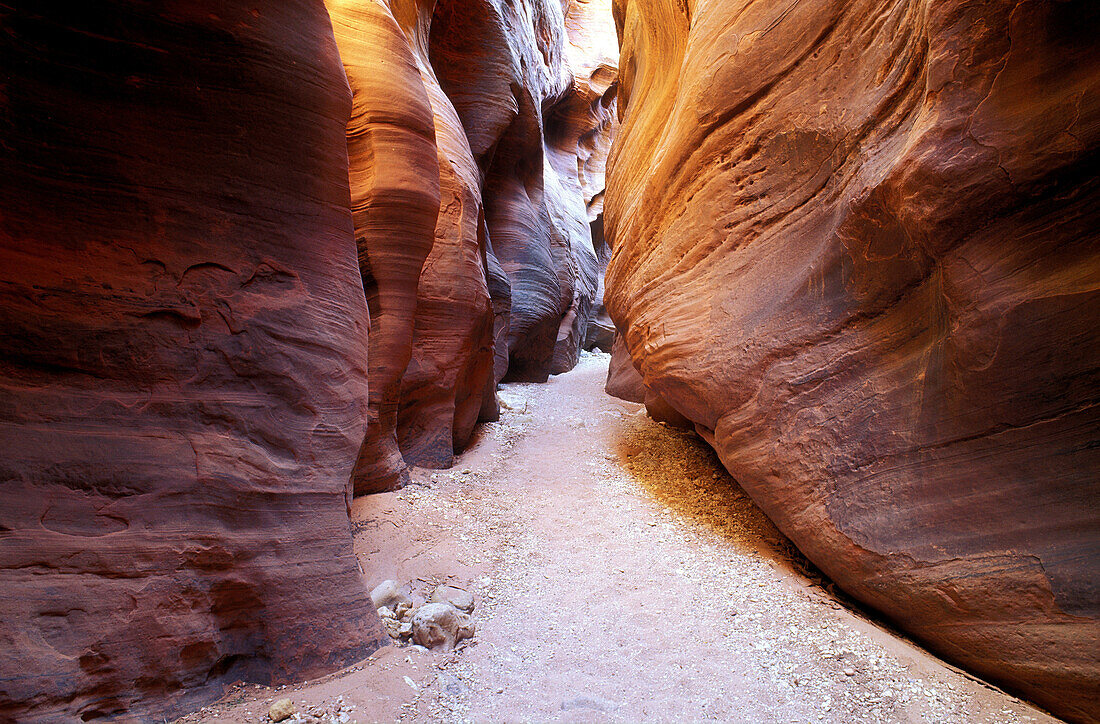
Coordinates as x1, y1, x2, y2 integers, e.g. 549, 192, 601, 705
430, 0, 609, 383
550, 0, 621, 369
339, 0, 620, 489
0, 2, 384, 720
605, 0, 1100, 721
389, 0, 498, 471
327, 0, 440, 493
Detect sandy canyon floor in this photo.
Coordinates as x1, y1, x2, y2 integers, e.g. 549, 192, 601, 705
177, 352, 1057, 724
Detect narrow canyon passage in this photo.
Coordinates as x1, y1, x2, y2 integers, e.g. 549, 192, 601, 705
178, 354, 1053, 724
2, 2, 1095, 722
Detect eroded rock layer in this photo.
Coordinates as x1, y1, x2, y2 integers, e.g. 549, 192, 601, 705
431, 0, 609, 383
0, 2, 384, 720
327, 0, 441, 493
390, 0, 497, 471
340, 0, 619, 489
605, 1, 1100, 720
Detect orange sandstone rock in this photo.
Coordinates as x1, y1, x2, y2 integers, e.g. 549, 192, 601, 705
605, 1, 1100, 720
328, 0, 440, 493
334, 0, 618, 484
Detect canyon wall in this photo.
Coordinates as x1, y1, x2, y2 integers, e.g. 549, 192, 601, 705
0, 2, 384, 720
344, 0, 620, 491
604, 1, 1099, 721
0, 0, 618, 716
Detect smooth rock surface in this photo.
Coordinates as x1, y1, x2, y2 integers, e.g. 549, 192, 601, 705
430, 585, 476, 613
392, 0, 497, 471
370, 580, 412, 611
331, 0, 618, 488
431, 0, 615, 383
0, 2, 384, 720
327, 0, 439, 494
605, 335, 646, 404
604, 1, 1100, 721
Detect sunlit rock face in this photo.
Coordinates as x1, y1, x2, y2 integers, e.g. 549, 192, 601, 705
551, 0, 621, 369
328, 0, 497, 488
0, 2, 384, 720
604, 1, 1100, 720
389, 0, 497, 472
338, 0, 620, 489
327, 0, 440, 493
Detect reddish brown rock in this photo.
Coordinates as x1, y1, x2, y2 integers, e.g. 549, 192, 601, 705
605, 335, 646, 404
0, 2, 383, 720
430, 0, 612, 383
548, 0, 619, 373
605, 0, 1100, 720
564, 0, 620, 356
328, 0, 440, 494
334, 0, 616, 480
390, 0, 496, 469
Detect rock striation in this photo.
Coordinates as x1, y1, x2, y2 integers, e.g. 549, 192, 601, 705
0, 2, 384, 721
430, 0, 613, 384
604, 0, 1100, 721
0, 0, 620, 716
339, 0, 620, 491
327, 0, 441, 493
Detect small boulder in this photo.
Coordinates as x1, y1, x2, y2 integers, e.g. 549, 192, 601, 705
430, 585, 475, 613
268, 698, 296, 722
371, 579, 412, 610
412, 603, 475, 650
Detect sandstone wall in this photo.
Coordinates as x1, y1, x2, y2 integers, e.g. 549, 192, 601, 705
431, 0, 609, 383
604, 1, 1100, 720
0, 0, 618, 715
327, 0, 441, 493
342, 0, 620, 490
0, 2, 384, 720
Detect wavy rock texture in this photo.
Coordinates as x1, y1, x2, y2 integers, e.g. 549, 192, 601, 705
0, 2, 384, 720
327, 0, 440, 493
431, 0, 611, 383
605, 1, 1100, 721
389, 0, 497, 470
339, 0, 619, 488
549, 0, 620, 370
565, 0, 619, 356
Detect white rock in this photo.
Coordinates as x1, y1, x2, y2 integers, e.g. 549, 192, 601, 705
371, 580, 412, 610
411, 603, 475, 650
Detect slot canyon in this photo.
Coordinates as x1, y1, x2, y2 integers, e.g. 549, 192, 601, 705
0, 1, 1096, 722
